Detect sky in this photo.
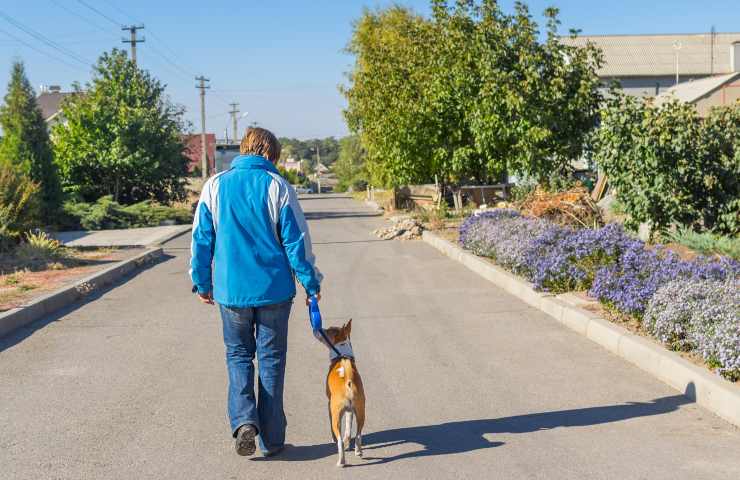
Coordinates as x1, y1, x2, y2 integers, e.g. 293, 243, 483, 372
0, 1, 739, 140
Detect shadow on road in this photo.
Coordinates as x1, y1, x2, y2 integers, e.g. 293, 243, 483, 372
267, 392, 692, 466
0, 253, 175, 353
304, 211, 383, 221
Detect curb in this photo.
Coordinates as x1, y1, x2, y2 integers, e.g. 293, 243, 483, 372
422, 230, 740, 428
149, 225, 191, 246
0, 247, 164, 338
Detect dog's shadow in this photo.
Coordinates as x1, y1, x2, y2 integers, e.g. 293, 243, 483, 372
266, 392, 692, 466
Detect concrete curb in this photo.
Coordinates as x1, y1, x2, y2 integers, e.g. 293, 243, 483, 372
422, 230, 740, 428
0, 247, 164, 338
149, 225, 191, 246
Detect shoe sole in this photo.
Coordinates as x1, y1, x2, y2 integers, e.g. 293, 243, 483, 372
235, 427, 256, 456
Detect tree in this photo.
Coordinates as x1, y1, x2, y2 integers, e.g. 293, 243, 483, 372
342, 1, 603, 187
279, 137, 340, 168
53, 49, 189, 204
0, 164, 40, 251
0, 61, 61, 220
593, 94, 740, 236
334, 135, 368, 191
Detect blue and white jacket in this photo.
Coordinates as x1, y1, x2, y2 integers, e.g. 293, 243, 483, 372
189, 154, 322, 307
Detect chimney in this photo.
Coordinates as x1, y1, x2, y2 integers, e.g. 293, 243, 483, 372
732, 42, 740, 73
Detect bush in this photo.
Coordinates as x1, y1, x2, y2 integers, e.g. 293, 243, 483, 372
593, 95, 739, 236
460, 209, 738, 307
0, 164, 41, 251
15, 231, 64, 263
645, 279, 739, 380
589, 245, 738, 317
666, 227, 740, 260
460, 211, 637, 292
525, 223, 635, 292
459, 209, 740, 380
59, 196, 192, 231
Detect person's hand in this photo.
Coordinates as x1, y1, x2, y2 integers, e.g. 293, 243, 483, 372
306, 292, 321, 306
198, 291, 214, 305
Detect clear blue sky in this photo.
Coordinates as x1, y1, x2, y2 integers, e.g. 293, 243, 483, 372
1, 1, 738, 139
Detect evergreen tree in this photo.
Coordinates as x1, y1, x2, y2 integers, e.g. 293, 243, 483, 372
0, 61, 62, 220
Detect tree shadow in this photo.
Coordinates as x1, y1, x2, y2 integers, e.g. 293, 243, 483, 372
267, 391, 693, 466
304, 211, 383, 221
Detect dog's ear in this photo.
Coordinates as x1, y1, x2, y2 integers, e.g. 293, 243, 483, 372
344, 318, 352, 336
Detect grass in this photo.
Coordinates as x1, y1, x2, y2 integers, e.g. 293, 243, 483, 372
666, 227, 740, 260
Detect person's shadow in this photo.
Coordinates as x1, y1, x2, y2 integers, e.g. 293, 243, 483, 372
263, 390, 693, 466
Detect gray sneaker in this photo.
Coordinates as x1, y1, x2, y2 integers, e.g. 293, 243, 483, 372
235, 425, 257, 456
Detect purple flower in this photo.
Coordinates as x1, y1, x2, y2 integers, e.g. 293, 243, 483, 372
646, 278, 740, 380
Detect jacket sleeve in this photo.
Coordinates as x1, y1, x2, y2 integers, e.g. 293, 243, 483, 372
279, 185, 323, 296
189, 180, 216, 294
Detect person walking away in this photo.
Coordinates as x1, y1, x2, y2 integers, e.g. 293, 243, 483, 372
189, 127, 323, 457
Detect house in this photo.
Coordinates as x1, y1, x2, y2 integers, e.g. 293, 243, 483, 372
280, 156, 303, 173
315, 162, 329, 175
182, 134, 216, 174
561, 32, 740, 97
37, 85, 74, 127
655, 71, 740, 116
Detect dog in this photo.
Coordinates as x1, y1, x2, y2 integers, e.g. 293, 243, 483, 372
319, 319, 365, 467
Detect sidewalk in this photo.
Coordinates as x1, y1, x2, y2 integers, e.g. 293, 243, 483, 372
53, 225, 191, 247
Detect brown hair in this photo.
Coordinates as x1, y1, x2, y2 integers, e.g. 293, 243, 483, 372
240, 127, 281, 162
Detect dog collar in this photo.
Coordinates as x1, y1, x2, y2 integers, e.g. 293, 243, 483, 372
329, 340, 354, 361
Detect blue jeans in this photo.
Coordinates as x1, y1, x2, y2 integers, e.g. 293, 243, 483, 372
219, 299, 293, 453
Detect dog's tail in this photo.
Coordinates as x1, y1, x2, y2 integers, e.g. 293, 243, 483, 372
340, 358, 355, 400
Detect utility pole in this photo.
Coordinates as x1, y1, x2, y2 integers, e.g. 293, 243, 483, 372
195, 76, 210, 180
315, 143, 322, 194
229, 102, 240, 143
122, 25, 145, 65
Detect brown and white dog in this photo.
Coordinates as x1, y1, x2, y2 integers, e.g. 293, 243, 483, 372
320, 319, 365, 467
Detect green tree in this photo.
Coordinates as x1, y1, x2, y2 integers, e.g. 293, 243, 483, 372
53, 49, 189, 204
593, 94, 739, 236
0, 164, 40, 251
342, 1, 603, 187
279, 137, 340, 168
0, 61, 61, 220
334, 135, 368, 191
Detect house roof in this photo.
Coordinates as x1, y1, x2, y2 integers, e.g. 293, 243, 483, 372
654, 72, 740, 105
36, 91, 73, 122
561, 32, 740, 77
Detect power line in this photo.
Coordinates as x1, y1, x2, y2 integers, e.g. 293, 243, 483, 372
0, 27, 85, 71
75, 0, 121, 27
0, 10, 91, 66
48, 0, 116, 38
99, 0, 138, 24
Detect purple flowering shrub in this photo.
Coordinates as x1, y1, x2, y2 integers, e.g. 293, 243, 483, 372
458, 208, 740, 380
525, 223, 636, 292
589, 245, 739, 317
461, 212, 638, 293
645, 279, 740, 380
459, 209, 520, 249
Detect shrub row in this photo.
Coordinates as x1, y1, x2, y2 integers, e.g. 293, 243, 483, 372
59, 195, 192, 231
459, 211, 740, 380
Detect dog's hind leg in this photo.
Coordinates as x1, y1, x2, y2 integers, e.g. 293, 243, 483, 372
355, 407, 365, 457
335, 410, 346, 467
343, 409, 354, 449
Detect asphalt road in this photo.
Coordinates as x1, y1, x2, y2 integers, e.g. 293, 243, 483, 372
2, 195, 739, 480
